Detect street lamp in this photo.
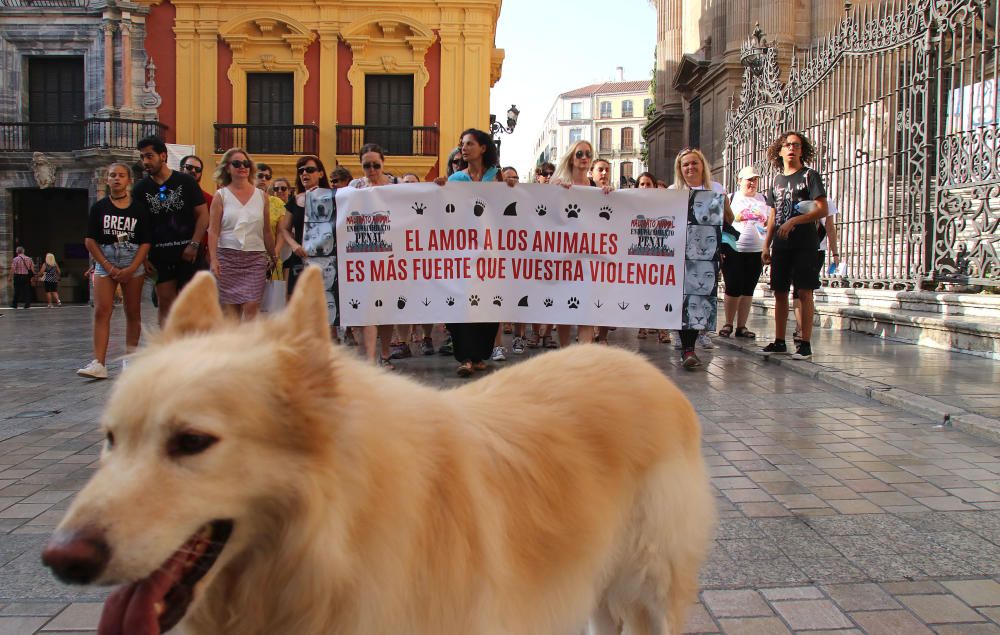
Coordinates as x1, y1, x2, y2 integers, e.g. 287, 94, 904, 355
740, 23, 770, 77
490, 104, 520, 158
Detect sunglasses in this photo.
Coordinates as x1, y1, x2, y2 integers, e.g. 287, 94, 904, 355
230, 160, 252, 169
451, 160, 462, 165
181, 164, 202, 173
575, 150, 592, 159
677, 147, 699, 156
256, 172, 272, 179
541, 171, 554, 177
273, 186, 288, 192
298, 166, 319, 174
362, 162, 382, 170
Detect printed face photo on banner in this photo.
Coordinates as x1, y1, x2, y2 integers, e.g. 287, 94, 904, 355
305, 188, 339, 325
682, 189, 723, 331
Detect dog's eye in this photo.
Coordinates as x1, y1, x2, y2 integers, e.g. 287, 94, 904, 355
105, 431, 114, 450
168, 432, 219, 458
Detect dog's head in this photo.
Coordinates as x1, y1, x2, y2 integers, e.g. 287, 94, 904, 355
42, 267, 336, 635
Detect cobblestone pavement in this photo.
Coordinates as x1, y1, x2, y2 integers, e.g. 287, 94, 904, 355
0, 304, 998, 634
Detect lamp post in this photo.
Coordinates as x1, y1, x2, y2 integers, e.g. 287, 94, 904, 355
739, 23, 770, 77
489, 104, 520, 159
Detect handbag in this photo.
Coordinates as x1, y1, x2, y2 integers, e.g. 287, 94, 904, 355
261, 279, 287, 313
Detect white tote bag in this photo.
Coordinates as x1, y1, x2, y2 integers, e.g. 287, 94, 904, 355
261, 280, 287, 313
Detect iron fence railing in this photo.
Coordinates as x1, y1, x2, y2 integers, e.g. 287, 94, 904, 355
213, 124, 318, 156
724, 0, 1000, 289
335, 125, 439, 157
0, 0, 89, 6
0, 118, 166, 152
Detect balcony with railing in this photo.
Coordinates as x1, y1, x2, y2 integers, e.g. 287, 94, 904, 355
214, 124, 319, 156
335, 125, 439, 157
0, 118, 166, 152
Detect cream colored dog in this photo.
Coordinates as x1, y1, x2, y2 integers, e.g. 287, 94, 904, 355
42, 267, 715, 635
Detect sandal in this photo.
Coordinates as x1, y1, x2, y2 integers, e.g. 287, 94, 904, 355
542, 335, 558, 349
472, 361, 488, 371
734, 326, 756, 338
456, 362, 474, 377
526, 336, 540, 349
719, 324, 733, 338
637, 328, 648, 339
378, 357, 396, 370
657, 330, 672, 344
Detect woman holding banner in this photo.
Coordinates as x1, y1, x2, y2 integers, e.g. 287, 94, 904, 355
438, 129, 504, 377
668, 148, 734, 369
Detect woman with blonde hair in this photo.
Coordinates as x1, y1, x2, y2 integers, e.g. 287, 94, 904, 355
669, 147, 734, 369
208, 147, 275, 320
78, 162, 152, 379
39, 253, 62, 307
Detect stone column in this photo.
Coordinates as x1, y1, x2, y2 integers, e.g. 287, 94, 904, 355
659, 0, 682, 108
102, 20, 115, 110
317, 26, 339, 168
120, 16, 133, 110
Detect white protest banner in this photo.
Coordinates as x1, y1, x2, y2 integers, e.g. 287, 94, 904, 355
335, 182, 688, 328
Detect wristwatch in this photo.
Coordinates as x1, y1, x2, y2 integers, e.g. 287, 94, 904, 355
189, 241, 201, 249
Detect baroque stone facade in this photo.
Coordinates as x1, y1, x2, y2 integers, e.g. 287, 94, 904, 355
644, 0, 882, 183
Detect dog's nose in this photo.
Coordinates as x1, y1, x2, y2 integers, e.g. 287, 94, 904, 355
41, 526, 111, 585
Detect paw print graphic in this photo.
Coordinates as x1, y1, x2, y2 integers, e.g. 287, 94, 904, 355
536, 204, 548, 216
664, 303, 673, 312
493, 296, 503, 307
544, 298, 554, 307
349, 299, 360, 309
567, 297, 580, 309
565, 203, 581, 219
397, 297, 407, 310
469, 294, 480, 306
374, 299, 383, 308
446, 297, 455, 306
643, 303, 651, 311
473, 199, 486, 217
412, 202, 426, 215
599, 205, 613, 220
445, 203, 456, 214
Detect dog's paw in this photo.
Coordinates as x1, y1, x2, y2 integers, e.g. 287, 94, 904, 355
599, 205, 613, 220
412, 202, 426, 215
493, 295, 502, 307
536, 204, 547, 216
469, 294, 480, 306
397, 296, 407, 310
473, 199, 486, 217
446, 297, 455, 306
375, 299, 383, 308
567, 297, 580, 309
349, 299, 360, 309
544, 298, 553, 307
445, 203, 456, 214
565, 203, 580, 219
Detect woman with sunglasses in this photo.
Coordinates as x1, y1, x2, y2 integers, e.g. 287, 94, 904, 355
208, 147, 275, 320
346, 144, 399, 368
278, 155, 330, 297
78, 162, 152, 379
668, 147, 734, 369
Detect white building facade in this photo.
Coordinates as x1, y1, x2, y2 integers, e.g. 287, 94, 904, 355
531, 79, 652, 187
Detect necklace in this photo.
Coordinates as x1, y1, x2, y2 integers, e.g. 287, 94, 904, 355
110, 193, 129, 201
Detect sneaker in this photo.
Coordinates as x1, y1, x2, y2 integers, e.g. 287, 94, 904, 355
697, 333, 715, 349
121, 359, 128, 372
77, 360, 108, 379
681, 350, 702, 369
792, 342, 812, 360
378, 357, 396, 370
512, 336, 526, 354
762, 340, 788, 354
421, 337, 435, 356
491, 346, 507, 361
438, 337, 454, 355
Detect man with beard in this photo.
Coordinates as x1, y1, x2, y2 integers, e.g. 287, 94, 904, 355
133, 136, 209, 324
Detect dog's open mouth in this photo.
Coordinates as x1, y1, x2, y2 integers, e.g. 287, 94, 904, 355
99, 520, 232, 635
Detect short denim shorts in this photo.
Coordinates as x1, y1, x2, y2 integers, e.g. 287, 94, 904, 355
94, 243, 145, 278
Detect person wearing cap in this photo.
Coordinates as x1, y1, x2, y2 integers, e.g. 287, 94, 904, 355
720, 166, 769, 338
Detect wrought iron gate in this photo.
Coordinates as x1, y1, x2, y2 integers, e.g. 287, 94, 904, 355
724, 0, 999, 290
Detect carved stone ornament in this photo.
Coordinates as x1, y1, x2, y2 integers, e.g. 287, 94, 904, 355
31, 153, 56, 189
142, 56, 163, 109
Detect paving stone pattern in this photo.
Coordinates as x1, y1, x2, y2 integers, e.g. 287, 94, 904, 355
0, 305, 998, 633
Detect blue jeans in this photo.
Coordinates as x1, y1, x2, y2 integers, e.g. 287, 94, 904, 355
95, 243, 144, 278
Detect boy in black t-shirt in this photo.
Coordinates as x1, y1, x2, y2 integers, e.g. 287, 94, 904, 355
762, 131, 828, 360
133, 136, 209, 325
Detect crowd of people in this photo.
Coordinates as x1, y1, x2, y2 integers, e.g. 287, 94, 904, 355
37, 127, 833, 380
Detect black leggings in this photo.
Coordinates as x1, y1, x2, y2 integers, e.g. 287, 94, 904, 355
446, 322, 498, 363
679, 328, 698, 352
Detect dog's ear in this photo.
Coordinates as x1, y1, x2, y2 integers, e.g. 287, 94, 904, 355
283, 265, 329, 342
162, 271, 224, 340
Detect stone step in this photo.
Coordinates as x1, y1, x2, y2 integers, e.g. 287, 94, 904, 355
750, 297, 1000, 360
756, 287, 1000, 319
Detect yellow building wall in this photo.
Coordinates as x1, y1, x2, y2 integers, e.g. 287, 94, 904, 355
140, 0, 504, 183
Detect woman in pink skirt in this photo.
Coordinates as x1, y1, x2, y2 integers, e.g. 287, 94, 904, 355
208, 148, 275, 319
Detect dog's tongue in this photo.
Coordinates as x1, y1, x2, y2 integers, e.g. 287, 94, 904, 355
98, 551, 188, 635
